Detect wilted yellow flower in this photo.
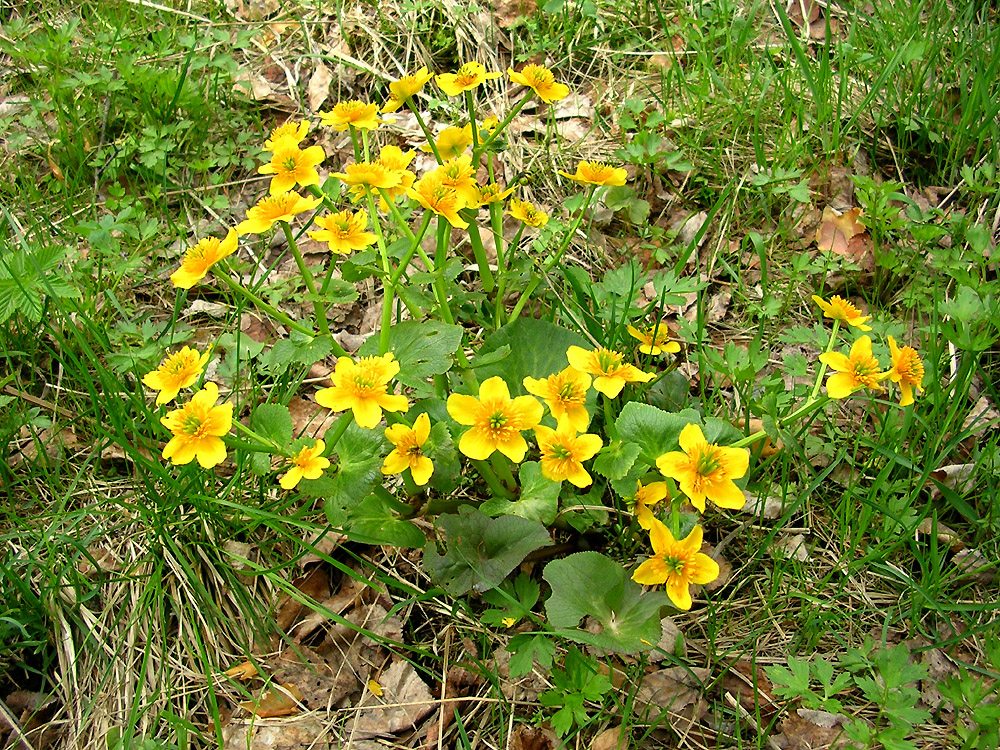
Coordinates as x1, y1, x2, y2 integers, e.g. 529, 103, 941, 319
566, 345, 654, 398
421, 126, 473, 160
382, 412, 434, 486
507, 64, 570, 103
279, 440, 331, 490
627, 323, 681, 356
319, 100, 380, 131
523, 366, 592, 432
381, 66, 435, 113
812, 295, 872, 331
170, 229, 238, 289
236, 192, 323, 235
656, 423, 749, 513
632, 520, 720, 611
819, 336, 885, 399
534, 422, 603, 487
160, 382, 233, 468
142, 346, 212, 406
559, 161, 628, 187
258, 142, 326, 195
408, 173, 468, 229
630, 480, 669, 530
315, 353, 410, 429
446, 377, 543, 462
263, 120, 310, 151
508, 197, 549, 228
885, 336, 924, 407
307, 209, 377, 254
436, 61, 502, 97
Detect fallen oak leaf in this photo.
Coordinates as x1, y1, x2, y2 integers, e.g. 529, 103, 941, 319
815, 206, 872, 268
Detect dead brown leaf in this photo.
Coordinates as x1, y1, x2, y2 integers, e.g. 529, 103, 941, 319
348, 659, 435, 738
508, 724, 556, 750
815, 206, 872, 269
274, 566, 331, 636
951, 548, 996, 584
962, 396, 999, 436
743, 491, 787, 520
307, 62, 334, 112
773, 708, 849, 749
721, 660, 777, 715
775, 534, 810, 562
591, 725, 623, 750
239, 682, 303, 718
928, 463, 977, 498
491, 0, 537, 27
651, 617, 684, 662
634, 666, 709, 726
915, 518, 964, 551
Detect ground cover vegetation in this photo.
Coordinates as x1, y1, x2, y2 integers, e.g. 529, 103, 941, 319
1, 0, 998, 748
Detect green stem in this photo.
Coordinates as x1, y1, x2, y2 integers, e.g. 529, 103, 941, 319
212, 263, 317, 339
408, 102, 443, 163
494, 224, 524, 328
232, 420, 287, 455
282, 221, 331, 338
323, 412, 353, 454
472, 93, 532, 162
348, 124, 361, 162
388, 212, 434, 287
432, 216, 457, 325
465, 90, 480, 151
602, 394, 619, 440
464, 216, 495, 293
472, 459, 515, 500
377, 189, 417, 242
490, 454, 517, 491
365, 190, 395, 355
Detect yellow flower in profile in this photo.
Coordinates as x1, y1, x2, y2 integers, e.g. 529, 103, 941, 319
421, 126, 473, 160
381, 66, 435, 113
885, 336, 924, 407
627, 323, 681, 356
559, 161, 628, 187
508, 198, 549, 228
408, 173, 469, 229
632, 519, 720, 611
236, 192, 323, 235
566, 345, 654, 398
534, 422, 603, 487
376, 145, 417, 196
811, 295, 872, 331
382, 412, 434, 486
436, 61, 502, 97
818, 336, 885, 399
656, 423, 749, 513
475, 183, 516, 206
433, 155, 480, 207
446, 377, 543, 462
170, 229, 238, 289
263, 120, 310, 151
160, 382, 233, 468
279, 440, 331, 490
523, 366, 592, 432
315, 353, 410, 429
142, 346, 212, 406
319, 100, 380, 131
507, 64, 570, 103
629, 480, 669, 530
258, 142, 326, 195
307, 209, 377, 254
331, 162, 402, 192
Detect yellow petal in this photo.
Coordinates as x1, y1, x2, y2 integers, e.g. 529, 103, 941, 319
688, 554, 721, 585
666, 576, 693, 611
593, 376, 625, 398
382, 450, 411, 475
632, 557, 668, 586
707, 479, 746, 509
495, 433, 529, 463
825, 371, 858, 399
459, 428, 496, 460
413, 412, 431, 443
195, 436, 227, 468
479, 376, 511, 403
352, 399, 383, 429
677, 423, 706, 454
410, 456, 434, 486
447, 393, 481, 425
716, 445, 750, 480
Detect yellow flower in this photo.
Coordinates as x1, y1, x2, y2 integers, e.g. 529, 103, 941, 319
382, 412, 434, 486
258, 142, 326, 195
507, 64, 570, 103
508, 197, 549, 228
421, 126, 473, 160
656, 423, 749, 513
885, 336, 924, 407
433, 155, 480, 207
263, 120, 310, 151
331, 161, 402, 192
319, 100, 381, 131
632, 519, 720, 611
534, 422, 603, 487
307, 209, 377, 254
627, 323, 681, 356
819, 336, 886, 399
558, 161, 628, 187
376, 145, 417, 197
279, 440, 331, 490
475, 183, 516, 206
236, 192, 323, 235
565, 345, 654, 398
315, 353, 410, 429
811, 295, 872, 331
629, 480, 669, 530
160, 382, 233, 468
142, 346, 212, 406
446, 376, 543, 462
170, 229, 238, 289
381, 66, 435, 113
436, 61, 502, 97
408, 173, 469, 229
523, 366, 592, 432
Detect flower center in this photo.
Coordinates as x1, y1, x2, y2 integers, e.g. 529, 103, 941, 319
557, 382, 579, 401
695, 447, 721, 478
489, 412, 508, 430
282, 156, 298, 172
181, 413, 207, 437
596, 349, 622, 373
662, 554, 686, 575
550, 442, 574, 460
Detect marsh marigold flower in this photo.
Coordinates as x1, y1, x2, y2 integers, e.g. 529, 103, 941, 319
656, 423, 749, 513
475, 183, 516, 206
632, 519, 720, 611
170, 229, 238, 289
566, 345, 654, 398
436, 61, 502, 97
315, 353, 410, 429
258, 142, 326, 195
630, 480, 669, 530
627, 323, 682, 356
160, 382, 233, 469
523, 366, 592, 432
264, 120, 310, 151
812, 295, 872, 331
447, 377, 543, 462
408, 173, 469, 229
886, 336, 924, 407
819, 335, 885, 399
382, 412, 434, 486
319, 100, 380, 131
236, 192, 323, 235
508, 198, 549, 228
332, 161, 402, 192
307, 209, 377, 254
279, 440, 331, 490
534, 422, 603, 487
507, 64, 570, 103
142, 346, 212, 406
422, 126, 473, 160
381, 66, 435, 113
433, 155, 480, 207
559, 160, 628, 187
